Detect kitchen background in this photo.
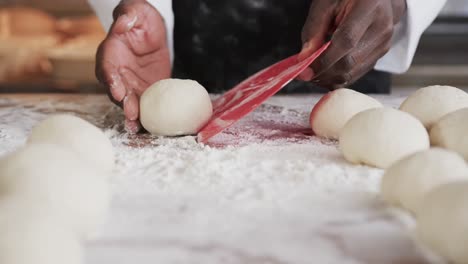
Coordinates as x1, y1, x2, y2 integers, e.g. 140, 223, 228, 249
0, 0, 467, 93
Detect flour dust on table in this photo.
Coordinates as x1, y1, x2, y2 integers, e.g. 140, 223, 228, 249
0, 94, 442, 264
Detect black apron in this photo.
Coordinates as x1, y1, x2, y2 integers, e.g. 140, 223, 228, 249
172, 0, 391, 94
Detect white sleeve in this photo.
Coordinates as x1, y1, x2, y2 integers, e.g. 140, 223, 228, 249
374, 0, 447, 74
87, 0, 174, 63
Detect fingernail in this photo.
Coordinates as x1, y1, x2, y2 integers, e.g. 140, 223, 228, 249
125, 15, 137, 31
125, 119, 141, 134
118, 14, 137, 32
123, 95, 139, 121
302, 41, 311, 51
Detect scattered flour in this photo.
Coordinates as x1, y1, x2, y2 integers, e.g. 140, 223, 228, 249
0, 94, 439, 264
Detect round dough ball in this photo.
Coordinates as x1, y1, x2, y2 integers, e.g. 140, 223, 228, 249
0, 143, 110, 238
381, 148, 467, 213
339, 108, 430, 168
417, 182, 468, 264
140, 79, 213, 136
399, 85, 468, 129
310, 88, 383, 139
430, 108, 468, 160
0, 198, 83, 264
28, 114, 114, 172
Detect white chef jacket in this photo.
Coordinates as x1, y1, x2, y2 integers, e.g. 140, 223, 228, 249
87, 0, 447, 74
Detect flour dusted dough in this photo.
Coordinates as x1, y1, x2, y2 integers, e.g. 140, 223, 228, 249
310, 88, 383, 139
399, 85, 468, 129
417, 182, 468, 264
339, 108, 429, 168
430, 108, 468, 160
381, 148, 467, 213
0, 198, 83, 264
140, 79, 213, 136
0, 143, 110, 237
28, 114, 114, 172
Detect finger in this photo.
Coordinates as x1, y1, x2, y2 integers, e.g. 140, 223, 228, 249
297, 67, 315, 82
314, 26, 392, 89
120, 66, 150, 122
310, 2, 375, 77
299, 0, 337, 61
313, 50, 380, 90
95, 40, 126, 102
110, 0, 167, 60
346, 35, 393, 84
313, 55, 356, 88
125, 119, 142, 134
110, 0, 149, 35
111, 12, 138, 34
112, 0, 143, 20
123, 92, 139, 121
119, 67, 150, 96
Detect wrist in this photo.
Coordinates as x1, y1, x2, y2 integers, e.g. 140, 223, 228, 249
392, 0, 407, 24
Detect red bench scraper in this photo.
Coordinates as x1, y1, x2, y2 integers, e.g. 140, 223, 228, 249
197, 42, 330, 143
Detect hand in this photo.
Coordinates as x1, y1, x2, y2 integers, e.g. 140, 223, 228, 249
298, 0, 407, 89
96, 0, 171, 133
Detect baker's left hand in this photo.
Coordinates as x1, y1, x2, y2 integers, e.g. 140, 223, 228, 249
298, 0, 407, 89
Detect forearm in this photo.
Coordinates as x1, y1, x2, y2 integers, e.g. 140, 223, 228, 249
375, 0, 447, 74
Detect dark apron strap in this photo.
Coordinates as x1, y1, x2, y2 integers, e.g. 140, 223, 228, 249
172, 0, 390, 94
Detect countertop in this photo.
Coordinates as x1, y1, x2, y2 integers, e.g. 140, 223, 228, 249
0, 92, 444, 264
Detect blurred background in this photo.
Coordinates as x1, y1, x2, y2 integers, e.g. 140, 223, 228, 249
0, 0, 467, 93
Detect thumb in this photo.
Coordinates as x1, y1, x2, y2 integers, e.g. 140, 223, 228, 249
111, 13, 137, 34
110, 0, 148, 34
298, 1, 336, 61
110, 7, 138, 34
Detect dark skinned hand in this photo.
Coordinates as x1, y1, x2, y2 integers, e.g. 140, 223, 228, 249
95, 0, 171, 133
298, 0, 407, 89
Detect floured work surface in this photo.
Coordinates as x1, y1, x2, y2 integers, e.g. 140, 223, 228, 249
0, 93, 444, 264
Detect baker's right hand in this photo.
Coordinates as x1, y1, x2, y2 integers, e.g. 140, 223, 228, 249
96, 0, 171, 133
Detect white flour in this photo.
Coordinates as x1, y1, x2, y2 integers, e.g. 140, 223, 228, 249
0, 94, 441, 264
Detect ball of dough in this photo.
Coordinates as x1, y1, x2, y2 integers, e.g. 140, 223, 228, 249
310, 88, 383, 139
0, 143, 110, 238
430, 108, 468, 160
339, 108, 430, 168
140, 79, 213, 136
381, 148, 467, 213
417, 182, 468, 264
0, 198, 83, 264
28, 114, 114, 172
399, 85, 468, 129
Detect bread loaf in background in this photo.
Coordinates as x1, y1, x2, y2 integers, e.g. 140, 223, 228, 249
0, 5, 105, 83
57, 15, 104, 38
0, 35, 59, 82
0, 7, 57, 37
